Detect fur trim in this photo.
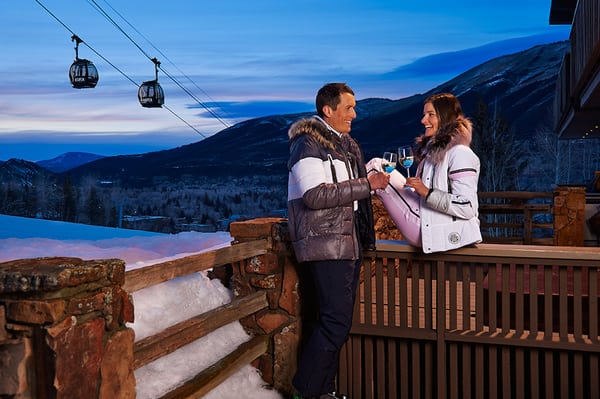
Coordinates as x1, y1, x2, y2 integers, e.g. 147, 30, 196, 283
288, 117, 338, 151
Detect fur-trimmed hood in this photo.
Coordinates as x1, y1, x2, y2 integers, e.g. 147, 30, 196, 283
415, 117, 473, 165
288, 116, 338, 151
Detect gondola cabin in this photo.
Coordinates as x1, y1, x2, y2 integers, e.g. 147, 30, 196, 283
138, 80, 164, 108
69, 58, 99, 89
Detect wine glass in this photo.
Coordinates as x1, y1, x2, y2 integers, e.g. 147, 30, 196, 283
398, 146, 414, 177
381, 151, 397, 174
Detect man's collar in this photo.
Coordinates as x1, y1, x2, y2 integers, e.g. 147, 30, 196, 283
313, 115, 341, 137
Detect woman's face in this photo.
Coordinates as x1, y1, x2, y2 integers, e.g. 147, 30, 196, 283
421, 101, 438, 137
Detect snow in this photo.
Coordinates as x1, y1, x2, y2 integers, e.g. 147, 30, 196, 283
0, 214, 283, 399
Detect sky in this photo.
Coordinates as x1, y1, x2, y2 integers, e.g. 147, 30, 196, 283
0, 214, 282, 399
0, 0, 570, 161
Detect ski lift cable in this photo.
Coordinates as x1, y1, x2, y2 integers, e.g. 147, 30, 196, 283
96, 0, 232, 124
34, 0, 211, 139
159, 65, 231, 128
162, 104, 208, 138
88, 0, 230, 128
86, 0, 154, 62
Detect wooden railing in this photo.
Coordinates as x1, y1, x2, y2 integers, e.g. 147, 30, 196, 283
339, 242, 600, 399
478, 191, 554, 245
125, 239, 270, 399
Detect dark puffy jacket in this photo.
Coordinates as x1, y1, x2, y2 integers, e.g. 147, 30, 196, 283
287, 117, 375, 263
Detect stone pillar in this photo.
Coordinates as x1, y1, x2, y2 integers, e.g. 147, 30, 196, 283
0, 257, 135, 399
554, 185, 586, 246
229, 217, 300, 396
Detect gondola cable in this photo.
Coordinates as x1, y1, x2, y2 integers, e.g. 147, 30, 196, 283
95, 0, 231, 127
87, 0, 230, 128
33, 0, 208, 138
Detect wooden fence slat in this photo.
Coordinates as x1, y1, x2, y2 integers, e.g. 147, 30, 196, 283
412, 341, 421, 399
387, 339, 397, 399
124, 239, 267, 292
411, 262, 420, 328
544, 351, 554, 399
501, 347, 511, 399
376, 258, 384, 327
156, 335, 269, 399
365, 258, 374, 324
489, 347, 498, 399
399, 259, 408, 328
376, 338, 385, 397
387, 259, 396, 327
364, 337, 374, 398
134, 291, 268, 369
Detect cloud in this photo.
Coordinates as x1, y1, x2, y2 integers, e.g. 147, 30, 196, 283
188, 100, 313, 119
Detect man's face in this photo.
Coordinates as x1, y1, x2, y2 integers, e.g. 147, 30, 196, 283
323, 92, 357, 134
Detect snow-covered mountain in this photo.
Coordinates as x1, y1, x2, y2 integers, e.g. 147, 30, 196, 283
36, 151, 105, 173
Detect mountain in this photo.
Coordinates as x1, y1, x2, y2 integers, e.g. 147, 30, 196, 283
64, 41, 568, 185
36, 152, 105, 173
0, 158, 56, 186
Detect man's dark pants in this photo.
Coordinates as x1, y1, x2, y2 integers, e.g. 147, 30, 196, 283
292, 256, 362, 397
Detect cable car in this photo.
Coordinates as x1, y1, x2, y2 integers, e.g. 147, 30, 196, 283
69, 35, 98, 89
138, 58, 164, 108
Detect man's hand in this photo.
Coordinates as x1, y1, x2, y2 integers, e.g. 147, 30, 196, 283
368, 172, 389, 191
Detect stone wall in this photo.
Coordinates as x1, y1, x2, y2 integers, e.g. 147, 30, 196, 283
0, 257, 135, 399
554, 185, 586, 246
228, 217, 299, 395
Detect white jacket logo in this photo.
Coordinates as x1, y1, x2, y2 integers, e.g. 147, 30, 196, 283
448, 232, 461, 244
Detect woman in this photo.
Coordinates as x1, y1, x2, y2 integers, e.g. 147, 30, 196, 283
367, 93, 482, 253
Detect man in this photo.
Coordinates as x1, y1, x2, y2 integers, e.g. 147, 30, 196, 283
287, 83, 389, 399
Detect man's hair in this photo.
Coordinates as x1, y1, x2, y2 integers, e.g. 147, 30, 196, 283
316, 83, 354, 118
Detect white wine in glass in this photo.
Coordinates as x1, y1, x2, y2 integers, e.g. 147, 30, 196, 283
381, 152, 397, 174
398, 146, 414, 177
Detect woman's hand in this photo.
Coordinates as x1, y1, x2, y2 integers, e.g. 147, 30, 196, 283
405, 177, 429, 197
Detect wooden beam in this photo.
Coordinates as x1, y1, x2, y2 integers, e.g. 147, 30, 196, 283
134, 291, 268, 369
156, 335, 269, 399
124, 239, 268, 292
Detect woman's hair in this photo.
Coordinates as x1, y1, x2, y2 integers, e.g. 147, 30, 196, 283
426, 93, 464, 128
315, 83, 354, 118
415, 93, 470, 161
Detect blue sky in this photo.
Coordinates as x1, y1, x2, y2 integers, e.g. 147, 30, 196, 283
0, 0, 569, 161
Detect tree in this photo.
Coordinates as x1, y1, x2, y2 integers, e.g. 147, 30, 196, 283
86, 186, 104, 226
471, 99, 528, 192
62, 176, 77, 222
